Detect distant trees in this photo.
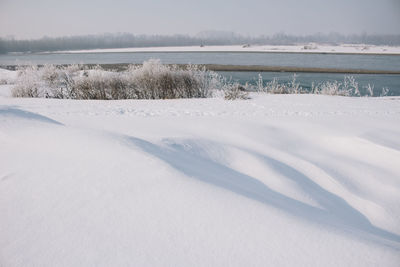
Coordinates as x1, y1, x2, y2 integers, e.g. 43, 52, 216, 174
0, 34, 203, 54
1, 32, 399, 54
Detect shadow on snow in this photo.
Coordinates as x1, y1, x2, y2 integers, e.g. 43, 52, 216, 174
123, 135, 400, 248
0, 106, 63, 125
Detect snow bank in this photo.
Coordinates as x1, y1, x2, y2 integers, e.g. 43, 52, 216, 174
50, 44, 400, 55
0, 68, 17, 84
1, 92, 399, 266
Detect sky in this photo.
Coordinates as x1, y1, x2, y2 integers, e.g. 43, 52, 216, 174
0, 0, 399, 39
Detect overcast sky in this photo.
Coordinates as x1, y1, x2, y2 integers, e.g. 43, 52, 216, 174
0, 0, 399, 39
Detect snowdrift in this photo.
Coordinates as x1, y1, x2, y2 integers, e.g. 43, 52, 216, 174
1, 90, 400, 266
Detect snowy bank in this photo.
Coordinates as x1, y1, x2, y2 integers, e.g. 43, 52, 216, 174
1, 91, 400, 266
49, 44, 400, 55
0, 68, 17, 84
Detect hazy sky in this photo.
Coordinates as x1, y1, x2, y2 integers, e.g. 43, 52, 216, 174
0, 0, 399, 39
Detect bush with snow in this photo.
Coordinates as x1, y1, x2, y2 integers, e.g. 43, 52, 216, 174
310, 76, 361, 96
10, 61, 388, 99
12, 60, 224, 100
257, 74, 381, 97
258, 74, 307, 94
12, 65, 44, 98
224, 83, 250, 100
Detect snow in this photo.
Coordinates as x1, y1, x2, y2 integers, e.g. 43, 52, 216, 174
0, 69, 16, 97
50, 44, 400, 55
1, 83, 400, 266
0, 68, 17, 85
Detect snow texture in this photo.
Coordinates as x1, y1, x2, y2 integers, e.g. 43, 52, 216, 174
0, 83, 400, 266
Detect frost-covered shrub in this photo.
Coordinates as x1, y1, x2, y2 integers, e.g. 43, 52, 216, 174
257, 74, 264, 92
11, 60, 223, 100
364, 84, 374, 97
253, 74, 383, 97
72, 69, 118, 99
380, 87, 389, 97
11, 62, 389, 100
224, 83, 250, 100
12, 66, 44, 97
343, 76, 360, 96
11, 64, 84, 98
260, 75, 307, 94
313, 80, 346, 96
125, 60, 218, 99
262, 78, 284, 93
310, 76, 361, 96
41, 64, 59, 86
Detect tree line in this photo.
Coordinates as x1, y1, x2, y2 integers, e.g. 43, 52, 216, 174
1, 32, 399, 54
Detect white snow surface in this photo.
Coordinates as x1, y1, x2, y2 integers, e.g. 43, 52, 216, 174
1, 85, 400, 266
0, 69, 17, 86
51, 44, 400, 55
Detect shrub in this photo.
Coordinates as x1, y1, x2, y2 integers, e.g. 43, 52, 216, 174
260, 75, 307, 94
224, 83, 250, 100
11, 60, 224, 100
12, 65, 43, 98
310, 76, 361, 96
10, 62, 388, 100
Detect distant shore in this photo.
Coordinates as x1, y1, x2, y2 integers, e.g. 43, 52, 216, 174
40, 44, 400, 56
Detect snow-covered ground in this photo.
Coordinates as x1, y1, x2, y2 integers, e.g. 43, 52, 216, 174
1, 81, 400, 266
0, 68, 17, 86
50, 44, 400, 55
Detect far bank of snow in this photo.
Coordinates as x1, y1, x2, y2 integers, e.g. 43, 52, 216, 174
47, 44, 400, 55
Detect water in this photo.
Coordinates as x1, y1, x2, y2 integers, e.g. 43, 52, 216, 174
1, 51, 399, 95
220, 72, 400, 96
1, 52, 400, 71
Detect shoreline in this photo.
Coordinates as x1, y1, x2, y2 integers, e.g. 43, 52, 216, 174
34, 44, 400, 56
2, 63, 400, 75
